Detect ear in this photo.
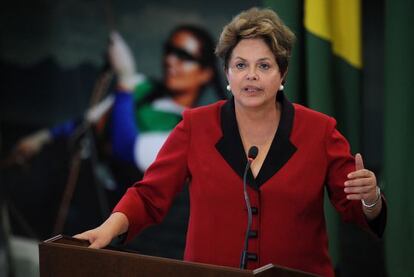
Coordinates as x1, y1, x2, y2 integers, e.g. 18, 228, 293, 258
225, 67, 230, 83
281, 67, 289, 84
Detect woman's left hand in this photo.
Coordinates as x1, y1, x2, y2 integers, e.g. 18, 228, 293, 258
344, 153, 382, 219
344, 153, 377, 201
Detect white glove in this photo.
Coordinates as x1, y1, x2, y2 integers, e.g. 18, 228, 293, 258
109, 31, 139, 90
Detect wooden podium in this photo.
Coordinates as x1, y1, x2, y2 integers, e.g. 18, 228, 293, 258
39, 235, 318, 277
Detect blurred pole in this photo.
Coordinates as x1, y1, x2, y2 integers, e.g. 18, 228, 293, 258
52, 0, 117, 235
1, 201, 15, 277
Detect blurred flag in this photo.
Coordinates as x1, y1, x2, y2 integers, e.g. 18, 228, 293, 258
384, 0, 414, 276
264, 0, 363, 265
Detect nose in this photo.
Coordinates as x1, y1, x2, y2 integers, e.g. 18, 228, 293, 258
246, 68, 259, 81
166, 54, 179, 65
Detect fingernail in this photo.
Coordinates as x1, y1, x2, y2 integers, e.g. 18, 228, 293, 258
344, 181, 349, 186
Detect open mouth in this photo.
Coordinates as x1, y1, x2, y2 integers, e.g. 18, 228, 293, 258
243, 86, 263, 93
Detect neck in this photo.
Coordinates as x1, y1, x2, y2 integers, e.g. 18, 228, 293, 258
235, 98, 280, 125
235, 99, 281, 147
172, 88, 199, 107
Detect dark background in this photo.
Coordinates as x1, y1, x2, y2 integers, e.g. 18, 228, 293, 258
0, 0, 386, 276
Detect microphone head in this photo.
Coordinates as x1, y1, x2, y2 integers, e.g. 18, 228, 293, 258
248, 146, 259, 160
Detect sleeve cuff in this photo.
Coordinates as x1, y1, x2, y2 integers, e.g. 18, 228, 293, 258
112, 187, 155, 243
367, 195, 387, 238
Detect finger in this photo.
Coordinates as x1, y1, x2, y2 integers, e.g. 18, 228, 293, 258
347, 169, 374, 180
346, 194, 367, 201
73, 231, 95, 243
344, 186, 372, 194
355, 153, 364, 171
344, 177, 375, 187
89, 239, 108, 249
346, 191, 375, 200
89, 241, 102, 249
73, 232, 91, 241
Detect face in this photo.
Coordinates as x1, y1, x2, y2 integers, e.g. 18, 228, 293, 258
163, 31, 213, 95
226, 38, 283, 110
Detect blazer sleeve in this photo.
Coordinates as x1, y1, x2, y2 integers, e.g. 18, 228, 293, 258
324, 117, 386, 237
113, 109, 191, 242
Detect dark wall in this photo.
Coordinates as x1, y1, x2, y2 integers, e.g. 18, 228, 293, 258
0, 1, 387, 276
0, 0, 261, 126
0, 0, 262, 257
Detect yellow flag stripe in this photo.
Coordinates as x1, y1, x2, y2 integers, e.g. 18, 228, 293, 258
304, 0, 362, 68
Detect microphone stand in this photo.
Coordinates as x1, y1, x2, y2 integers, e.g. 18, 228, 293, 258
240, 146, 258, 269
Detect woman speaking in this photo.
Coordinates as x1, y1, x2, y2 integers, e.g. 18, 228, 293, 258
75, 7, 386, 277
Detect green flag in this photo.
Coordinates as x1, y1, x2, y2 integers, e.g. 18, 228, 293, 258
305, 0, 362, 265
304, 0, 362, 148
264, 0, 363, 266
262, 0, 304, 103
384, 0, 414, 276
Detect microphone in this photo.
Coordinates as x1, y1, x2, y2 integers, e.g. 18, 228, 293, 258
240, 146, 258, 269
247, 146, 258, 161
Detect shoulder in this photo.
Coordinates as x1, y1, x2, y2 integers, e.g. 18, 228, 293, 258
292, 103, 337, 136
183, 100, 227, 120
293, 103, 336, 125
133, 77, 166, 103
179, 100, 226, 137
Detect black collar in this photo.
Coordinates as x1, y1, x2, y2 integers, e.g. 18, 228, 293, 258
215, 92, 297, 190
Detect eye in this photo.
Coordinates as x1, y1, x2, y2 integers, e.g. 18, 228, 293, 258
258, 63, 270, 70
235, 62, 246, 69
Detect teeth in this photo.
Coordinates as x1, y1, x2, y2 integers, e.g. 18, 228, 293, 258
244, 87, 259, 92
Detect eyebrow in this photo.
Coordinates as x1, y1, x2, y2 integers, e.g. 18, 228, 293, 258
233, 57, 273, 62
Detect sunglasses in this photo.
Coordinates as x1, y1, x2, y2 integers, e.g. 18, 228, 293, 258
164, 43, 204, 64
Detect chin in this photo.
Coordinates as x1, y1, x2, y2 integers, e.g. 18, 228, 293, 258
165, 79, 180, 90
236, 97, 268, 109
166, 81, 188, 94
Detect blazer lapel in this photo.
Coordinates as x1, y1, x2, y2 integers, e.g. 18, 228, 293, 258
255, 92, 297, 186
215, 92, 297, 190
215, 98, 257, 189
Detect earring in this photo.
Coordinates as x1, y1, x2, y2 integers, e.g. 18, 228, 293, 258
279, 84, 284, 91
226, 85, 231, 91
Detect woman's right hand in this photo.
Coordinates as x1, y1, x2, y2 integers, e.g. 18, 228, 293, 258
74, 212, 129, 249
73, 226, 114, 249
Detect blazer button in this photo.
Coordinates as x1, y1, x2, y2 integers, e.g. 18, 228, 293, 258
247, 252, 258, 261
248, 230, 258, 238
251, 207, 258, 215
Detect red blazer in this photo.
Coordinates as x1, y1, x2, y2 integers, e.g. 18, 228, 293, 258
114, 93, 385, 277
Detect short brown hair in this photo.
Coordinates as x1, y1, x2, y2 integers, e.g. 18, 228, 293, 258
215, 7, 295, 76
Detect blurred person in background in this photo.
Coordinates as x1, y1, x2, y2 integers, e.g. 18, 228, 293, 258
12, 25, 226, 177
10, 24, 225, 258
